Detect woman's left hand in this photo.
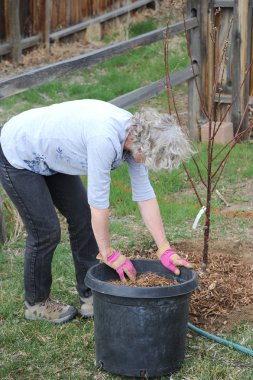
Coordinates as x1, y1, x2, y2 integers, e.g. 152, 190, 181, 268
157, 243, 192, 275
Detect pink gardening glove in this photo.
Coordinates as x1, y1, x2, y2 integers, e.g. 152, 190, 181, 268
97, 249, 137, 282
157, 243, 192, 275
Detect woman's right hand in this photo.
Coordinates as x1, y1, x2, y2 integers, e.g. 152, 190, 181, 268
97, 249, 137, 282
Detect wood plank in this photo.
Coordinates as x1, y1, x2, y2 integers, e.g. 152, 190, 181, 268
73, 0, 79, 24
0, 17, 198, 98
110, 65, 196, 109
50, 0, 157, 40
8, 0, 22, 63
0, 0, 6, 40
250, 6, 253, 94
61, 0, 66, 27
214, 93, 232, 103
0, 43, 10, 56
66, 0, 71, 25
199, 0, 211, 115
212, 4, 234, 124
187, 0, 202, 139
231, 0, 250, 133
206, 0, 215, 114
20, 35, 41, 49
215, 8, 233, 98
80, 0, 86, 18
213, 94, 253, 108
0, 35, 41, 56
51, 0, 57, 30
214, 0, 253, 7
44, 0, 51, 52
213, 0, 234, 7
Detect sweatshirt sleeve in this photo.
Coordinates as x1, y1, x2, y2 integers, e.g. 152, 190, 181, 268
126, 154, 155, 202
87, 136, 117, 209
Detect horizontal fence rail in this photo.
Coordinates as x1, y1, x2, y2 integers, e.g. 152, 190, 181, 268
110, 65, 197, 109
214, 0, 253, 7
0, 36, 41, 57
0, 17, 198, 99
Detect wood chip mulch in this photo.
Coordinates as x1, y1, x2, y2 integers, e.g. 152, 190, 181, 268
110, 273, 177, 287
188, 252, 253, 331
124, 240, 253, 332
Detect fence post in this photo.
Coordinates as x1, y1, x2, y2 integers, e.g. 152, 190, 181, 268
44, 0, 51, 52
187, 0, 209, 139
0, 195, 6, 245
8, 0, 22, 63
231, 0, 251, 134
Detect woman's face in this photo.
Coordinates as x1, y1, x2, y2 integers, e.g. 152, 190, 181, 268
133, 151, 145, 164
124, 130, 145, 164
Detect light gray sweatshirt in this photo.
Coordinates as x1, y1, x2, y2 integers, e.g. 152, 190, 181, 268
1, 99, 155, 208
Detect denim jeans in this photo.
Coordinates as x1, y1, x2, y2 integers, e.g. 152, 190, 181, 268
0, 144, 98, 305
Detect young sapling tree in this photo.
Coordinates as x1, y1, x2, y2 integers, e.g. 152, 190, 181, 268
163, 7, 253, 272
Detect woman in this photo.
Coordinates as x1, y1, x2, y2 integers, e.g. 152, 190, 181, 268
0, 99, 193, 323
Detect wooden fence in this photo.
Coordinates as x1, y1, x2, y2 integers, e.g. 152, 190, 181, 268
0, 0, 152, 40
0, 0, 157, 61
188, 0, 253, 138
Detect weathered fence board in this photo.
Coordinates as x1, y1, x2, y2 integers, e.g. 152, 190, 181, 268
8, 0, 22, 63
214, 0, 234, 6
187, 0, 204, 139
231, 0, 251, 133
0, 17, 198, 99
0, 35, 41, 57
214, 0, 253, 6
44, 0, 51, 51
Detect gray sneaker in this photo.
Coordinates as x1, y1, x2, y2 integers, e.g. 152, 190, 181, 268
80, 295, 93, 317
24, 298, 77, 323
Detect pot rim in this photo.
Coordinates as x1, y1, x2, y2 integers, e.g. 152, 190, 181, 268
85, 259, 198, 298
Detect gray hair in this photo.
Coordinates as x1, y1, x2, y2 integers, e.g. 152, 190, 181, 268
130, 107, 194, 171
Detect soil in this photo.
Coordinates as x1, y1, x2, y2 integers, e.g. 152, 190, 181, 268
124, 239, 253, 333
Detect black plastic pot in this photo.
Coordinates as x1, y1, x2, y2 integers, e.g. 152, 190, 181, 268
85, 259, 198, 378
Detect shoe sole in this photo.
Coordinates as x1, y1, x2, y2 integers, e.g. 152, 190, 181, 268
25, 309, 78, 324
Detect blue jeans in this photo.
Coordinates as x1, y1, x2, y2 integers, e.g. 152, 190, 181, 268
0, 144, 98, 305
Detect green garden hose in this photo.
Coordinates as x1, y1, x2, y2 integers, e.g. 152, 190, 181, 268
188, 323, 253, 357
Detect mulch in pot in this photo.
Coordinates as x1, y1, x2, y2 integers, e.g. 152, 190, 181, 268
109, 273, 177, 287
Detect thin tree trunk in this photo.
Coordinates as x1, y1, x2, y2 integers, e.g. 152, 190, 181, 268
201, 118, 213, 272
202, 196, 211, 272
